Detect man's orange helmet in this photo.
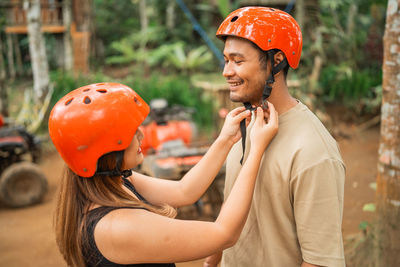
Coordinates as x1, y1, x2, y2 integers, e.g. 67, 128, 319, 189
216, 6, 302, 69
48, 83, 149, 177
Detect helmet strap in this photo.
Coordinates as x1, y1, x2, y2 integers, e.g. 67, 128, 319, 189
238, 50, 288, 165
263, 50, 288, 100
94, 150, 133, 178
239, 102, 254, 165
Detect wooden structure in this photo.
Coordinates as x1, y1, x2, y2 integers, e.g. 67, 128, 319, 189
2, 0, 90, 73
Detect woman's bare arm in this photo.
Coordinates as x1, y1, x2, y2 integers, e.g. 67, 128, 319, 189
130, 106, 251, 207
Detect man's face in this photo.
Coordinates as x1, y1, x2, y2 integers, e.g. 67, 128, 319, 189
223, 37, 268, 104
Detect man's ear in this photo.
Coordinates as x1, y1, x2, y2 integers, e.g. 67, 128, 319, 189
274, 51, 285, 67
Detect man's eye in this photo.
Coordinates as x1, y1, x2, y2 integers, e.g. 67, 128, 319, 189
235, 60, 243, 64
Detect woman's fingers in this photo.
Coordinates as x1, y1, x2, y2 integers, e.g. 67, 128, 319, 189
255, 107, 264, 125
228, 106, 246, 117
230, 109, 251, 124
266, 102, 278, 127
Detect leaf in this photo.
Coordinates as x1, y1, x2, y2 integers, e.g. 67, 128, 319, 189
369, 182, 377, 191
359, 221, 369, 230
362, 203, 376, 212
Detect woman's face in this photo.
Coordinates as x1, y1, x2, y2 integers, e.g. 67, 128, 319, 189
122, 128, 144, 170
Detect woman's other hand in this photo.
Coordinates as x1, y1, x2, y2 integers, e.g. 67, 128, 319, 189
250, 102, 278, 155
218, 106, 251, 145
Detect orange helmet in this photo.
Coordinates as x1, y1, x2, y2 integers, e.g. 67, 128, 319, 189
216, 6, 302, 69
48, 83, 149, 177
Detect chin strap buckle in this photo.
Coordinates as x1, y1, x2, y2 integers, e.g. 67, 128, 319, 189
121, 169, 133, 178
261, 99, 269, 110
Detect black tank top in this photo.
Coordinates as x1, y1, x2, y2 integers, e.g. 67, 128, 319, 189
83, 179, 176, 267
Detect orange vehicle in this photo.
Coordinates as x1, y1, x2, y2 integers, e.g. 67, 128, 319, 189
140, 99, 194, 155
137, 99, 224, 219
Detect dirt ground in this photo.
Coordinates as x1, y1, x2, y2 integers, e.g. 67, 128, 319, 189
0, 124, 379, 267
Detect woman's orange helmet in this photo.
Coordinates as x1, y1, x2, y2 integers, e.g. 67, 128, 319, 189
48, 83, 149, 177
216, 6, 302, 69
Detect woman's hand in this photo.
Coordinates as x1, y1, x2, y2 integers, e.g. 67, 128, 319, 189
218, 106, 251, 145
250, 102, 278, 155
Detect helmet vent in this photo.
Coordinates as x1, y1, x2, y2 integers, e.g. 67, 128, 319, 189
134, 97, 142, 106
269, 8, 275, 11
97, 89, 107, 93
84, 96, 92, 104
230, 16, 239, 22
65, 98, 74, 106
83, 88, 90, 92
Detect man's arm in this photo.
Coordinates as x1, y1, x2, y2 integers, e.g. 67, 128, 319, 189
292, 158, 346, 267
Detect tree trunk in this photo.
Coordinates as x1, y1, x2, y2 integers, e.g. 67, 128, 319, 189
376, 0, 400, 266
24, 0, 50, 103
63, 0, 73, 71
166, 0, 175, 30
139, 0, 148, 33
6, 34, 16, 80
295, 0, 305, 32
0, 35, 8, 117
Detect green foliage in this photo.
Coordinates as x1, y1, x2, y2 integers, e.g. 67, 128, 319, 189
106, 26, 168, 65
319, 65, 382, 114
363, 203, 376, 212
320, 65, 382, 101
125, 73, 214, 131
49, 71, 113, 108
216, 0, 230, 18
93, 0, 140, 57
107, 32, 214, 74
369, 182, 377, 190
359, 221, 369, 231
165, 43, 213, 73
215, 0, 241, 17
299, 0, 387, 114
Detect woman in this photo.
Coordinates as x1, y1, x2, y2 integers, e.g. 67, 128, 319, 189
49, 82, 278, 267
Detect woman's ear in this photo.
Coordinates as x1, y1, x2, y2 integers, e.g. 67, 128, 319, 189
274, 51, 285, 67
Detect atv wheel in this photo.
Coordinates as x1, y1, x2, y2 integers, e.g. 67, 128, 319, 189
0, 162, 48, 208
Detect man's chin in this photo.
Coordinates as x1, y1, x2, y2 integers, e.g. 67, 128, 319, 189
230, 93, 245, 103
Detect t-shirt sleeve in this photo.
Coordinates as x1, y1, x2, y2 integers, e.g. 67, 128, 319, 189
290, 158, 346, 267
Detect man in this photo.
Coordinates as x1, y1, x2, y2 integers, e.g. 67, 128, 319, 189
204, 7, 345, 267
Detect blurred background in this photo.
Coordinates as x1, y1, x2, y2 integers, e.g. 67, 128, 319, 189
0, 0, 397, 266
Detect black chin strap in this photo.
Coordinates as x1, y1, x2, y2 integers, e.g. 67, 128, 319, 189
238, 50, 287, 165
94, 150, 133, 178
239, 102, 254, 164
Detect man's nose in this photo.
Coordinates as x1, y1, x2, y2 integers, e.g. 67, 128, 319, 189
223, 62, 234, 77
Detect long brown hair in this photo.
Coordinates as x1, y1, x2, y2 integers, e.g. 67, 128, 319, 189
54, 151, 176, 267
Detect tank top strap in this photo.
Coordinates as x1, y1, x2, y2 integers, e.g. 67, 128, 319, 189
123, 178, 149, 204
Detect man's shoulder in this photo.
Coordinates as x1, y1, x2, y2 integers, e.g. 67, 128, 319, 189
271, 104, 344, 170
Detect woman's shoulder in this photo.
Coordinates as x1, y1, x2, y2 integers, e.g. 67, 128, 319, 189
93, 207, 169, 264
94, 206, 149, 230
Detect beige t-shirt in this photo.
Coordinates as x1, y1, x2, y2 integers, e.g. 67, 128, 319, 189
222, 102, 345, 267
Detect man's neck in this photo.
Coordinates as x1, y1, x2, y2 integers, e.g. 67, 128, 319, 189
268, 92, 298, 115
253, 80, 297, 115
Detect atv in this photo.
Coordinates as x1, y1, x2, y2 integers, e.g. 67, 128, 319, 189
0, 115, 48, 208
137, 99, 224, 220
